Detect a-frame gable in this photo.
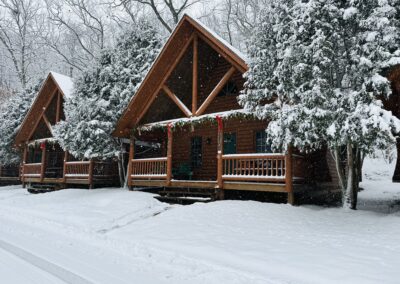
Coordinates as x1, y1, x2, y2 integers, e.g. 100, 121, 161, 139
113, 14, 248, 138
14, 72, 72, 147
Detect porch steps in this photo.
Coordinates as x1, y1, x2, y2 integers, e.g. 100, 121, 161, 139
27, 183, 63, 194
154, 187, 217, 204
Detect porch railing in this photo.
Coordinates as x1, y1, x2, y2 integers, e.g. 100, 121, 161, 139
131, 157, 168, 179
22, 163, 42, 178
64, 161, 91, 178
222, 153, 287, 182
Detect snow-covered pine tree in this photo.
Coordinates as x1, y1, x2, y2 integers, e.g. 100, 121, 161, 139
240, 0, 400, 209
53, 22, 161, 185
0, 80, 42, 165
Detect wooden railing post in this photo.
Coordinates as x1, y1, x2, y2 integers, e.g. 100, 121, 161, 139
166, 124, 173, 186
127, 137, 135, 189
216, 116, 224, 199
40, 142, 46, 182
286, 146, 294, 205
88, 160, 94, 189
62, 151, 68, 183
21, 145, 28, 186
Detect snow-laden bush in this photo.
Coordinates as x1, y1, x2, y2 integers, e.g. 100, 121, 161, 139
240, 0, 400, 209
0, 80, 42, 165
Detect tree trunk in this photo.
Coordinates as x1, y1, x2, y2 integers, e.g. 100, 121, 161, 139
343, 143, 358, 210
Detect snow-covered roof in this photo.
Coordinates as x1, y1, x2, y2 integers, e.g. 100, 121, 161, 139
50, 71, 74, 98
139, 109, 255, 131
188, 16, 248, 63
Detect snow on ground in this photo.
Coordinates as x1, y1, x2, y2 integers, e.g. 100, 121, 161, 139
0, 155, 399, 283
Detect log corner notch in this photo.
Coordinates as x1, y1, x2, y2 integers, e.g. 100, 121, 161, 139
216, 115, 224, 200
285, 146, 294, 205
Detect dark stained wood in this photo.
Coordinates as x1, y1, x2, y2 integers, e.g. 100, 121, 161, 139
163, 85, 192, 117
128, 138, 134, 187
167, 125, 173, 185
192, 34, 198, 114
394, 139, 400, 182
216, 116, 224, 199
195, 66, 236, 116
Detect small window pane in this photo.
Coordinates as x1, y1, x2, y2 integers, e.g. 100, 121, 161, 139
256, 131, 272, 153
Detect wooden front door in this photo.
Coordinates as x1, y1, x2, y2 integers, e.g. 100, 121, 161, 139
224, 133, 237, 154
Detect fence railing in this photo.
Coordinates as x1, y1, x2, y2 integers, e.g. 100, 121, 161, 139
64, 161, 90, 178
131, 157, 168, 179
222, 153, 287, 182
22, 163, 42, 178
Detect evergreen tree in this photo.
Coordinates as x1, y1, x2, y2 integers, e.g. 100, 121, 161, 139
0, 80, 42, 165
53, 22, 161, 184
240, 0, 400, 209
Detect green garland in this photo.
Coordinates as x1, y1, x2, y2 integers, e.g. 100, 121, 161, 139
133, 111, 257, 134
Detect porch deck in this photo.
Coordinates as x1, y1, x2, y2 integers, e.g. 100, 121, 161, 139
128, 150, 305, 203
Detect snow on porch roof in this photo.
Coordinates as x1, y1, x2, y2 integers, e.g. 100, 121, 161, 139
138, 109, 256, 131
50, 71, 74, 98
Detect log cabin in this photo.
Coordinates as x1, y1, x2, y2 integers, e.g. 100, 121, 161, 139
113, 15, 341, 203
385, 66, 400, 182
15, 72, 118, 190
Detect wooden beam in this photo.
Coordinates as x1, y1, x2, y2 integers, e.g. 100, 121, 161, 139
135, 34, 196, 125
166, 124, 173, 186
286, 146, 294, 205
127, 138, 134, 188
56, 91, 61, 123
88, 160, 94, 189
195, 66, 236, 116
192, 34, 198, 114
42, 114, 53, 134
22, 145, 28, 185
40, 143, 46, 182
162, 85, 192, 117
216, 116, 224, 199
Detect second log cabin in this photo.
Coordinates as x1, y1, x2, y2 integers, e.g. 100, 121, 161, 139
15, 72, 118, 189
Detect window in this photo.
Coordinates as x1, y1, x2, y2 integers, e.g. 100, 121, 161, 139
255, 131, 272, 153
217, 81, 238, 97
191, 136, 202, 168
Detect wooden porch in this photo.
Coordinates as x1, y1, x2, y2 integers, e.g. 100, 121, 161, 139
127, 121, 305, 204
21, 142, 119, 188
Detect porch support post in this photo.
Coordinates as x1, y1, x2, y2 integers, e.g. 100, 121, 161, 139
192, 34, 198, 114
40, 142, 46, 182
127, 137, 135, 189
216, 116, 224, 199
62, 151, 68, 183
166, 124, 173, 186
393, 138, 400, 182
22, 145, 28, 187
286, 146, 294, 205
88, 160, 94, 189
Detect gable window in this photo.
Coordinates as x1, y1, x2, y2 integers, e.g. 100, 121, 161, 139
191, 136, 202, 168
218, 81, 238, 97
255, 131, 272, 153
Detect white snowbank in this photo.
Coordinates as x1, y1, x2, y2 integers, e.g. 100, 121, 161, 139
0, 155, 398, 283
